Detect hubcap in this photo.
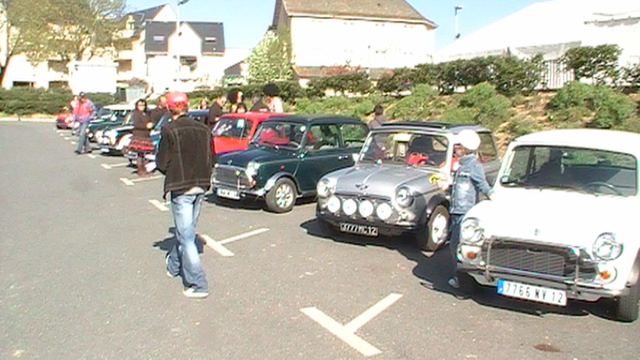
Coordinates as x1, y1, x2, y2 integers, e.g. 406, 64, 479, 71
430, 213, 448, 244
275, 184, 294, 209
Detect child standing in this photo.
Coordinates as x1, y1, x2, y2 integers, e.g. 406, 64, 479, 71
439, 129, 494, 289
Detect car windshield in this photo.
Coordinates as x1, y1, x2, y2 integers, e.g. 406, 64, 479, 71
501, 145, 637, 196
359, 131, 449, 168
251, 121, 306, 149
213, 117, 253, 139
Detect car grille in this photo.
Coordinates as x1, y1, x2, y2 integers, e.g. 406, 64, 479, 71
213, 165, 252, 188
483, 238, 597, 281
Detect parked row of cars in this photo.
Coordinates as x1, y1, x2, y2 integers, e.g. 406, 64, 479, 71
58, 106, 640, 322
210, 115, 640, 323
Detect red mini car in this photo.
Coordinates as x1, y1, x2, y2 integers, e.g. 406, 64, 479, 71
212, 112, 284, 154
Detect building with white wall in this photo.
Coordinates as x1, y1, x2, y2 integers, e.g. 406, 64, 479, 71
270, 0, 436, 80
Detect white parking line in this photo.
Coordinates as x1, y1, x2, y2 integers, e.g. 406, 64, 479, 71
149, 199, 170, 212
87, 154, 96, 159
71, 141, 77, 145
199, 228, 270, 257
101, 162, 130, 169
301, 293, 403, 357
64, 136, 70, 140
119, 175, 163, 186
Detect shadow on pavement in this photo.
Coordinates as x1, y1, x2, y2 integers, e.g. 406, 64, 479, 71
152, 227, 205, 255
301, 218, 617, 321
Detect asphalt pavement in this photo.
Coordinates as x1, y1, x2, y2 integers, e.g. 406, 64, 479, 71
1, 121, 638, 360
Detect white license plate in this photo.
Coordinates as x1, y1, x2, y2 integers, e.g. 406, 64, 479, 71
497, 279, 567, 306
217, 188, 240, 200
339, 223, 378, 237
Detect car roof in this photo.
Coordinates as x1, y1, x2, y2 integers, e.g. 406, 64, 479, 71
262, 114, 365, 125
219, 112, 287, 120
378, 121, 490, 134
512, 129, 640, 155
104, 104, 134, 110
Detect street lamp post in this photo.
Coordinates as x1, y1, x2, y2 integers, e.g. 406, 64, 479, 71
174, 0, 190, 89
454, 5, 464, 40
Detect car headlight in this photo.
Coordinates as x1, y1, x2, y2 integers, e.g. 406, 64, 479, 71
343, 198, 357, 216
460, 217, 484, 244
358, 200, 374, 217
593, 233, 623, 261
395, 186, 413, 208
317, 178, 336, 198
376, 202, 393, 220
246, 161, 260, 178
327, 196, 341, 213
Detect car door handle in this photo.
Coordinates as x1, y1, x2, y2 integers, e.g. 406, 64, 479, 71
338, 155, 350, 160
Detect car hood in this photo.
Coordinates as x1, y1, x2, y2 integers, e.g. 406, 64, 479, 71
105, 124, 133, 133
467, 188, 633, 247
330, 163, 441, 196
216, 145, 296, 168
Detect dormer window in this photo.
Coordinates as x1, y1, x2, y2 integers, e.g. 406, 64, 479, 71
153, 35, 165, 42
204, 37, 216, 44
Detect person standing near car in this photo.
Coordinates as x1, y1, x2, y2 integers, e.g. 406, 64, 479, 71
368, 104, 387, 130
437, 129, 493, 289
129, 99, 154, 177
157, 91, 214, 299
73, 92, 96, 154
149, 95, 169, 127
207, 93, 226, 132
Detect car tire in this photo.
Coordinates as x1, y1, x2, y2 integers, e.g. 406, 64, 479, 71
615, 279, 640, 322
265, 178, 296, 213
416, 205, 450, 251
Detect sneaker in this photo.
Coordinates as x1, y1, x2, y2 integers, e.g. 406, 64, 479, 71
183, 287, 209, 299
165, 255, 177, 278
448, 276, 460, 289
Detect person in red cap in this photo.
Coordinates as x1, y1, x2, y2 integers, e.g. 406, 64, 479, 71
157, 91, 214, 299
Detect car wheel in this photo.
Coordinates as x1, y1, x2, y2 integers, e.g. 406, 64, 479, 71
615, 279, 640, 322
416, 205, 449, 251
265, 178, 296, 213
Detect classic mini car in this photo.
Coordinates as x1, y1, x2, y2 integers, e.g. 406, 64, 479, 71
315, 122, 500, 251
456, 129, 640, 322
212, 112, 284, 154
87, 104, 136, 142
212, 114, 370, 213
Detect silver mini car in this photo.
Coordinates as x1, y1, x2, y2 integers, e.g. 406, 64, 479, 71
315, 121, 500, 251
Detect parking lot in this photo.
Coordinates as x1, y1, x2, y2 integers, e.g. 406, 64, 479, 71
2, 120, 639, 360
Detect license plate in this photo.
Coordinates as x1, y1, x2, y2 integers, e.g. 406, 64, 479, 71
497, 279, 567, 306
339, 223, 378, 237
217, 188, 240, 200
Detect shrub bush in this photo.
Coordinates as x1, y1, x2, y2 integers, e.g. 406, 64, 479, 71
0, 88, 117, 115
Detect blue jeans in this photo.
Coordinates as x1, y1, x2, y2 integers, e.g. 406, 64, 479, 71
75, 121, 91, 153
449, 214, 464, 277
166, 192, 208, 291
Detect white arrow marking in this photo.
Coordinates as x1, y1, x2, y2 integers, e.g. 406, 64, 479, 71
149, 199, 170, 212
301, 293, 403, 357
199, 228, 270, 257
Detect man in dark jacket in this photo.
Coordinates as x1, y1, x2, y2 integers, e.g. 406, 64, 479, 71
149, 95, 168, 127
206, 93, 226, 131
157, 91, 214, 299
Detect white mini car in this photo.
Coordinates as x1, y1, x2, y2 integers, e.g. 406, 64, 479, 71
456, 129, 640, 322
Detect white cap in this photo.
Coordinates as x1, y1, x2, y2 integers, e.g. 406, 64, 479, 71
456, 129, 481, 151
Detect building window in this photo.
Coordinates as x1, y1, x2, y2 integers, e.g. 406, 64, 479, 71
153, 35, 165, 42
204, 37, 216, 44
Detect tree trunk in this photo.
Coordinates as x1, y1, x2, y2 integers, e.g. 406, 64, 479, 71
0, 53, 14, 88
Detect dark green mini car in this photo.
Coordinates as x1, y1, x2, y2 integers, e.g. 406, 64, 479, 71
212, 114, 370, 213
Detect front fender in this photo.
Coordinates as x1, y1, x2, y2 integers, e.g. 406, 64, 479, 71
421, 192, 449, 225
264, 172, 301, 193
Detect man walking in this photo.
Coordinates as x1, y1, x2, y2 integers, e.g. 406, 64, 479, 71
157, 91, 214, 299
73, 92, 96, 154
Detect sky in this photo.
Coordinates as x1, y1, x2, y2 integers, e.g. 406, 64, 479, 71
128, 0, 542, 50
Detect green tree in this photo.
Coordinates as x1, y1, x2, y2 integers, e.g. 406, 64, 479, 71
0, 0, 126, 84
247, 30, 293, 84
561, 44, 621, 84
